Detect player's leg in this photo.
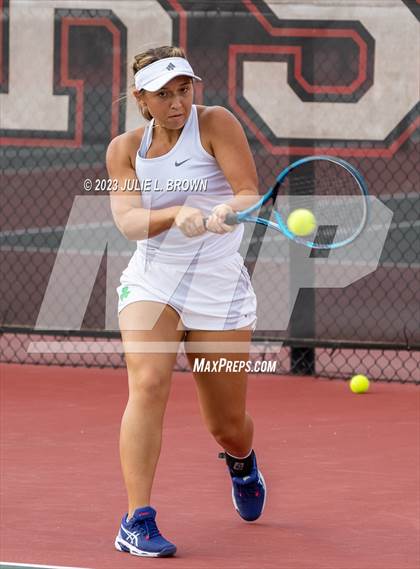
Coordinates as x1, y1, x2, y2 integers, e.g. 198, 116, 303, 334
115, 301, 183, 557
185, 328, 266, 522
185, 328, 253, 458
119, 301, 184, 516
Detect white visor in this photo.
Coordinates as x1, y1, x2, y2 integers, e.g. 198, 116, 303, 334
134, 57, 201, 92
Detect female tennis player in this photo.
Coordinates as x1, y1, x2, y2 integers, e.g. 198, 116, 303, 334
106, 46, 266, 558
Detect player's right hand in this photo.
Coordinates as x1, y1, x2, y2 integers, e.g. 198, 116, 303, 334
174, 206, 207, 237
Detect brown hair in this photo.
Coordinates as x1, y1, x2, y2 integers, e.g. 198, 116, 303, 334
133, 46, 187, 121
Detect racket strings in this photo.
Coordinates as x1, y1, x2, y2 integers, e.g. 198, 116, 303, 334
270, 166, 366, 244
281, 173, 359, 197
282, 161, 359, 193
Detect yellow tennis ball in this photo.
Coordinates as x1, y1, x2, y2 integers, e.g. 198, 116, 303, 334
287, 209, 317, 236
349, 374, 370, 394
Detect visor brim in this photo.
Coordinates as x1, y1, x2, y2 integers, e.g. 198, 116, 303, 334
142, 72, 202, 92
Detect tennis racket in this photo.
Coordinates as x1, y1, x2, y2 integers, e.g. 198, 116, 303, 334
208, 156, 369, 250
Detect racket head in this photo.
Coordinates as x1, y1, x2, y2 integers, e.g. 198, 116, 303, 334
240, 156, 369, 249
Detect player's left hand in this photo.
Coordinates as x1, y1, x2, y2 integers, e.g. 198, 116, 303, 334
205, 204, 236, 234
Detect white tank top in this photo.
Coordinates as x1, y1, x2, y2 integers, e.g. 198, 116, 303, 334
135, 105, 243, 265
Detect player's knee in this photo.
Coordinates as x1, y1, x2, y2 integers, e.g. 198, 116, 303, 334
209, 418, 245, 447
127, 365, 171, 401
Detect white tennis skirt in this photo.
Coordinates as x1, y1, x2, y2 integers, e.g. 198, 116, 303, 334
116, 251, 257, 331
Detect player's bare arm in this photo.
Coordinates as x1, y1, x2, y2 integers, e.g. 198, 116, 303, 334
199, 106, 260, 233
106, 131, 181, 240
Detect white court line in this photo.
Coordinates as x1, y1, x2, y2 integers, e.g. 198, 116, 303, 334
0, 222, 115, 237
380, 191, 420, 200
1, 247, 418, 268
27, 340, 286, 355
1, 218, 418, 239
0, 562, 93, 569
0, 246, 133, 256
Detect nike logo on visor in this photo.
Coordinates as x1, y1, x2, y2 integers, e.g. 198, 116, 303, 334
175, 158, 191, 167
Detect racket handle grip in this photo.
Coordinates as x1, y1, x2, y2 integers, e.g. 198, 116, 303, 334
224, 213, 239, 225
202, 213, 239, 229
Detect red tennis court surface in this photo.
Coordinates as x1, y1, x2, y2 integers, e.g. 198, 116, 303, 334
1, 363, 419, 569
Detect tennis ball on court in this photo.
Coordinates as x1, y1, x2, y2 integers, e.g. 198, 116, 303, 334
349, 374, 370, 394
287, 209, 316, 236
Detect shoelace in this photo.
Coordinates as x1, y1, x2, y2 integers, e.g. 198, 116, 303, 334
132, 517, 162, 540
234, 478, 261, 499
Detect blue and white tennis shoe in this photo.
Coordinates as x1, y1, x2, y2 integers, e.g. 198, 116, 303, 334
225, 452, 267, 522
115, 506, 176, 557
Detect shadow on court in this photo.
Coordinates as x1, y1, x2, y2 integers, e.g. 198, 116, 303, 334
1, 363, 419, 569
